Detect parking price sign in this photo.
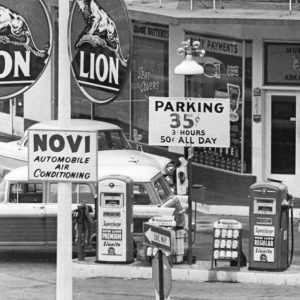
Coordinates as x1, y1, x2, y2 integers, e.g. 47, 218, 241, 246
149, 97, 230, 148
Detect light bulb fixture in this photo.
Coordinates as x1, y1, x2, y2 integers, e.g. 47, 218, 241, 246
174, 39, 205, 76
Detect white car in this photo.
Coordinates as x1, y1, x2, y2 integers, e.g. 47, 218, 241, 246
0, 119, 176, 188
0, 164, 186, 259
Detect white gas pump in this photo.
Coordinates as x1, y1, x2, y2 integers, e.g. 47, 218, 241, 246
96, 175, 134, 263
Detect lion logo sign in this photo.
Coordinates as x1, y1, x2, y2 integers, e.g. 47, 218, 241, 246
69, 0, 132, 104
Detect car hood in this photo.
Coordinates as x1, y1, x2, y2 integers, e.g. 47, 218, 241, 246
98, 150, 163, 170
0, 141, 27, 161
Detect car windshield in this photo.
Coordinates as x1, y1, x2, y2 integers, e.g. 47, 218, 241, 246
0, 180, 6, 203
18, 130, 28, 147
97, 130, 131, 150
153, 176, 172, 203
133, 183, 152, 205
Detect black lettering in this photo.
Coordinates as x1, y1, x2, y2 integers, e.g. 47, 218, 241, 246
33, 134, 47, 152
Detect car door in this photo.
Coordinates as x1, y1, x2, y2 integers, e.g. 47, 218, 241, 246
0, 182, 46, 245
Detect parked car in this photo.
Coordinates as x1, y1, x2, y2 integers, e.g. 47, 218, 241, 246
0, 119, 176, 190
0, 164, 186, 258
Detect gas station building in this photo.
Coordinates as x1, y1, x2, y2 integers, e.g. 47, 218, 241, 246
0, 0, 300, 202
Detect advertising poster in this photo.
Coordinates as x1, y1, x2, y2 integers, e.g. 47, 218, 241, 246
69, 0, 132, 103
28, 129, 97, 182
148, 97, 230, 147
0, 0, 52, 99
253, 225, 275, 263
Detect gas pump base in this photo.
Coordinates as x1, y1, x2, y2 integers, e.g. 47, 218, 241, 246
248, 266, 289, 272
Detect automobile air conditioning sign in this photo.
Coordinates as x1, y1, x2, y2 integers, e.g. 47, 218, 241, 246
69, 0, 132, 104
0, 0, 52, 100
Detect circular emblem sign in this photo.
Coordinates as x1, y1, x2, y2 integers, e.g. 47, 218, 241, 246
69, 0, 132, 104
0, 0, 52, 100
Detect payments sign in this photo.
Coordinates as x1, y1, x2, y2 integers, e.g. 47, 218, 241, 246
28, 129, 97, 182
149, 97, 230, 147
143, 223, 172, 252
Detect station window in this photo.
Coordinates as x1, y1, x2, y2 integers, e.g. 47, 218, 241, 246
185, 34, 252, 174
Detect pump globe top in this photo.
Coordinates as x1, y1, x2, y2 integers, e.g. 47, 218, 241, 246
174, 54, 204, 75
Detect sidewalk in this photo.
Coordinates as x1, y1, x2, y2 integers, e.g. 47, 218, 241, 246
73, 258, 300, 286
73, 204, 300, 287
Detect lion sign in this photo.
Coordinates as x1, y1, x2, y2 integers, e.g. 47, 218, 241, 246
0, 1, 52, 100
69, 0, 132, 104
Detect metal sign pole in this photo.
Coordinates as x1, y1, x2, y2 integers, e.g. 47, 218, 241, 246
158, 250, 164, 300
56, 0, 72, 299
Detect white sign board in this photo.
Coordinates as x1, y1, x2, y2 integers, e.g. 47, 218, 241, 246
149, 97, 230, 147
28, 129, 97, 182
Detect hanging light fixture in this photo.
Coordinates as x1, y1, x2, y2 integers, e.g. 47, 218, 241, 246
174, 39, 205, 75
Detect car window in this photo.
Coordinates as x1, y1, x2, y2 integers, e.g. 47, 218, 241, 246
97, 130, 131, 150
0, 180, 6, 203
153, 177, 171, 203
133, 184, 151, 205
49, 183, 94, 204
8, 183, 43, 203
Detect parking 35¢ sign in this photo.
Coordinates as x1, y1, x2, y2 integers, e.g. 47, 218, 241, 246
28, 129, 97, 182
149, 97, 230, 147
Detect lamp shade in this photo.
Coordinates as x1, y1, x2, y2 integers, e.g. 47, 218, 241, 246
174, 54, 204, 75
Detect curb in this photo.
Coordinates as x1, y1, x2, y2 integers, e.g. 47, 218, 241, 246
73, 258, 300, 286
72, 204, 300, 286
196, 204, 300, 219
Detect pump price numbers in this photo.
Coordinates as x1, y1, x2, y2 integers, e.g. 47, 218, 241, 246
149, 97, 230, 147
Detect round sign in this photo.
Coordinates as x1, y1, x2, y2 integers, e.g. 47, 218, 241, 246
68, 0, 132, 104
152, 252, 172, 298
0, 0, 52, 100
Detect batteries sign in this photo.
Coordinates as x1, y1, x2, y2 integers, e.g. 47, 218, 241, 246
149, 97, 230, 147
28, 129, 97, 182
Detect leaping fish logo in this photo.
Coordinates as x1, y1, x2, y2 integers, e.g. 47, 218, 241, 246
76, 0, 128, 67
0, 5, 49, 58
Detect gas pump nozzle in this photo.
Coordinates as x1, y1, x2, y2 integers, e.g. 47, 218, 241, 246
281, 199, 290, 208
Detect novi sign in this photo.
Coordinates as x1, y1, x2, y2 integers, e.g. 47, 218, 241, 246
28, 129, 98, 182
0, 0, 52, 100
68, 0, 132, 104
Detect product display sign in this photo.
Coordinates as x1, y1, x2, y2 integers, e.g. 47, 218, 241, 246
0, 0, 52, 100
265, 43, 300, 86
28, 129, 97, 182
68, 0, 132, 104
149, 97, 230, 147
211, 219, 242, 267
253, 225, 275, 263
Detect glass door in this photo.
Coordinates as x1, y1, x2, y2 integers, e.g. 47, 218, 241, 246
265, 91, 300, 196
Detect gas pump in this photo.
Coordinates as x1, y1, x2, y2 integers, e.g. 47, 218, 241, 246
248, 180, 294, 271
96, 175, 134, 263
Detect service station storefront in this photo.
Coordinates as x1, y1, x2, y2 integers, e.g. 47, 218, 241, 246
1, 5, 300, 201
